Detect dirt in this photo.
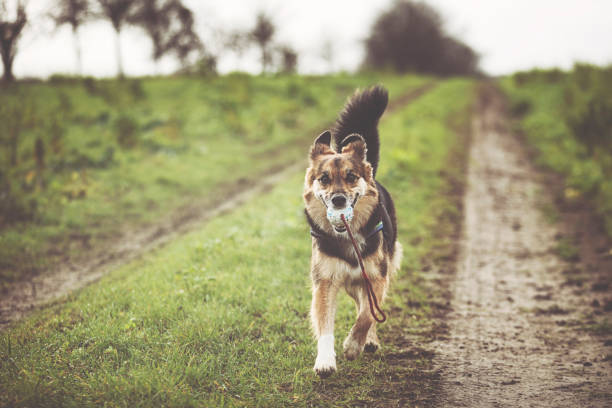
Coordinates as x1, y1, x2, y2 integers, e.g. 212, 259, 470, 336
0, 84, 435, 330
432, 84, 612, 407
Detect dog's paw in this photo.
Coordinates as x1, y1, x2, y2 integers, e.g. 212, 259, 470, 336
313, 356, 336, 378
365, 327, 380, 353
314, 364, 336, 378
364, 342, 379, 353
314, 334, 336, 378
343, 336, 362, 361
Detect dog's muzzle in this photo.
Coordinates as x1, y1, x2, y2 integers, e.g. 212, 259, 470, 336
321, 193, 360, 233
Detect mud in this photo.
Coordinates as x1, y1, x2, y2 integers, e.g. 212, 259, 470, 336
433, 85, 612, 407
0, 84, 435, 330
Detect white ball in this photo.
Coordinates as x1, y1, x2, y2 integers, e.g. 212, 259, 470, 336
326, 206, 353, 227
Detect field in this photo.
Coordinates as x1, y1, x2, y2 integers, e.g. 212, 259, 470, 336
0, 73, 428, 288
501, 64, 612, 236
3, 65, 612, 407
0, 77, 475, 406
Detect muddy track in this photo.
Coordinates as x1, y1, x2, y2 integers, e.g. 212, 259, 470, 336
0, 83, 435, 330
0, 160, 305, 328
432, 85, 612, 407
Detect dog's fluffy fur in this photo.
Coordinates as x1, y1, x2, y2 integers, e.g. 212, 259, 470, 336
303, 86, 402, 377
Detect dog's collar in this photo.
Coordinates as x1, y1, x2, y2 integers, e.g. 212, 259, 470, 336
310, 220, 383, 241
367, 221, 384, 240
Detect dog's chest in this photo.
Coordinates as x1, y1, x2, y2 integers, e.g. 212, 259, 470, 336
315, 239, 380, 282
314, 231, 379, 267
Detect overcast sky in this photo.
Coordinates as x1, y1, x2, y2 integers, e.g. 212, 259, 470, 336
8, 0, 612, 78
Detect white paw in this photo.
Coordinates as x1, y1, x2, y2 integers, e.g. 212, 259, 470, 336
314, 354, 336, 377
314, 334, 336, 378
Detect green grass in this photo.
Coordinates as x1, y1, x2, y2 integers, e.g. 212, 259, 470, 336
0, 78, 474, 407
0, 73, 429, 287
500, 65, 612, 236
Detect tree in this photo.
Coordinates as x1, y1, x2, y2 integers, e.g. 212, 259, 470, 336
278, 45, 297, 73
0, 0, 27, 83
51, 0, 91, 75
437, 36, 479, 76
363, 1, 478, 76
97, 0, 138, 77
129, 0, 201, 69
249, 12, 274, 74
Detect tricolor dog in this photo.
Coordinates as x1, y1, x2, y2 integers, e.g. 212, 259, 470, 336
303, 86, 402, 377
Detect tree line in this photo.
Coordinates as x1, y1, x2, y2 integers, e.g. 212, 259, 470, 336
0, 0, 298, 82
0, 0, 480, 83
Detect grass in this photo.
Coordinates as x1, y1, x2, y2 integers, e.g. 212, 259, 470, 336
554, 237, 580, 262
500, 65, 612, 237
0, 73, 429, 287
0, 78, 474, 407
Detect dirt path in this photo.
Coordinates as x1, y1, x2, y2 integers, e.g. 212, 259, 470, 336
433, 86, 612, 407
0, 83, 435, 330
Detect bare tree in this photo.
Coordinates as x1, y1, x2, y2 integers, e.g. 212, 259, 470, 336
97, 0, 137, 77
0, 0, 27, 83
129, 0, 201, 69
249, 12, 274, 74
51, 0, 91, 75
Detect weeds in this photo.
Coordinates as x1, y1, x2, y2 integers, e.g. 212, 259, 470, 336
0, 74, 428, 285
0, 79, 474, 407
114, 115, 140, 148
502, 64, 612, 237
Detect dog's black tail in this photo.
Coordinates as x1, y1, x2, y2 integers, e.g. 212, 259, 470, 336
332, 85, 388, 177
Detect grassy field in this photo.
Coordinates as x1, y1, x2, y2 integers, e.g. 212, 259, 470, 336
0, 73, 428, 288
500, 64, 612, 236
0, 78, 474, 407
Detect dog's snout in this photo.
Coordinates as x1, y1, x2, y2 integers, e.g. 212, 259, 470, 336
331, 195, 347, 208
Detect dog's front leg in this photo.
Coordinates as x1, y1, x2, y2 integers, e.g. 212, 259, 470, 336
343, 277, 387, 360
311, 278, 339, 377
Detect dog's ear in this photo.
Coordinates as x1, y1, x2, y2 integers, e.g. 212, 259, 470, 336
310, 130, 333, 161
340, 133, 367, 161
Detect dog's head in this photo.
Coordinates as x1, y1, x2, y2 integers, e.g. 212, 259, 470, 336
304, 130, 376, 232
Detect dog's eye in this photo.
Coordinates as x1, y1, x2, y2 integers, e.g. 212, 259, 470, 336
319, 174, 331, 185
346, 173, 357, 183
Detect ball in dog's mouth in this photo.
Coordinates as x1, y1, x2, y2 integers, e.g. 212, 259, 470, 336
327, 206, 353, 233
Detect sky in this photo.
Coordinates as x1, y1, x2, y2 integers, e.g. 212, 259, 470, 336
7, 0, 612, 78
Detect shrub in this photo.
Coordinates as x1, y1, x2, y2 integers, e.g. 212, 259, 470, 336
82, 76, 98, 95
114, 115, 140, 148
510, 98, 531, 117
567, 93, 612, 154
128, 79, 146, 100
0, 168, 37, 226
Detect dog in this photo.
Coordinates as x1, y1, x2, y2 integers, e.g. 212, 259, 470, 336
303, 85, 402, 377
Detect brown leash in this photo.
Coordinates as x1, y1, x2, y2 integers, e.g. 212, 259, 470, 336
340, 214, 387, 323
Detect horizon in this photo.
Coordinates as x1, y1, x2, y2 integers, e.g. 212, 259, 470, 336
4, 0, 612, 79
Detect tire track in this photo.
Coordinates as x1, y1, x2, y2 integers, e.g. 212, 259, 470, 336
0, 82, 435, 329
433, 85, 612, 407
